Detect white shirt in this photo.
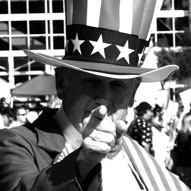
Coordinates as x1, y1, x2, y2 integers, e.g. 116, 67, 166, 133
54, 106, 82, 162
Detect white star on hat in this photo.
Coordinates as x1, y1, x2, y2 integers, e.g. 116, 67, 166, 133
116, 40, 134, 64
71, 34, 84, 55
89, 35, 110, 58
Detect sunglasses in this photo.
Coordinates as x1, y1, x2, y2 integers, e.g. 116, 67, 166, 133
17, 113, 26, 116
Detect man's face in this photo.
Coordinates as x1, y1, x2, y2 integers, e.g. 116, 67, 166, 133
56, 69, 140, 132
144, 109, 153, 121
16, 108, 27, 123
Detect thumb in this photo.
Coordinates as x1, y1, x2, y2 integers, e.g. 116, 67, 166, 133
115, 120, 128, 137
91, 105, 107, 121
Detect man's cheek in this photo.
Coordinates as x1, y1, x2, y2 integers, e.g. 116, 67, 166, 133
113, 98, 129, 111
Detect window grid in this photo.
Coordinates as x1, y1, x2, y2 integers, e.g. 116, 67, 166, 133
0, 0, 65, 86
155, 0, 190, 47
0, 0, 190, 86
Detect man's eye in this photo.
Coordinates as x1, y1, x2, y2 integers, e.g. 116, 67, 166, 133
111, 81, 126, 91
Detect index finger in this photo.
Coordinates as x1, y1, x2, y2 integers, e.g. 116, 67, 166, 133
91, 105, 107, 121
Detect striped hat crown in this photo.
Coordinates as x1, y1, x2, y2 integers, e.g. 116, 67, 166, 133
64, 0, 163, 67
23, 0, 178, 82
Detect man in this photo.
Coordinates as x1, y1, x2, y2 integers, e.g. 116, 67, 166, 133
9, 106, 28, 128
15, 106, 28, 124
0, 0, 189, 190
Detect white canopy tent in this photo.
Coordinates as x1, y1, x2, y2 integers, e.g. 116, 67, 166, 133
11, 74, 57, 96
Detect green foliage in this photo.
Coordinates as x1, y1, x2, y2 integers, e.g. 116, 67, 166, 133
155, 48, 191, 82
155, 28, 191, 83
178, 28, 191, 47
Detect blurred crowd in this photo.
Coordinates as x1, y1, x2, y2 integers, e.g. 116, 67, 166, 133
127, 101, 191, 188
0, 97, 40, 129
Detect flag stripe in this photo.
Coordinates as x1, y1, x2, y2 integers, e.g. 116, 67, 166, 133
123, 137, 155, 190
125, 152, 148, 190
170, 173, 190, 191
65, 0, 162, 41
126, 137, 161, 191
149, 156, 179, 191
141, 147, 178, 191
123, 136, 190, 191
73, 0, 87, 25
65, 0, 73, 25
99, 0, 120, 31
145, 0, 164, 40
137, 140, 187, 191
119, 0, 133, 34
137, 144, 168, 191
87, 0, 102, 27
126, 137, 177, 191
131, 0, 146, 36
139, 0, 156, 39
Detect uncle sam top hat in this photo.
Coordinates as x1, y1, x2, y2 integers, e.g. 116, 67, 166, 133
24, 0, 178, 82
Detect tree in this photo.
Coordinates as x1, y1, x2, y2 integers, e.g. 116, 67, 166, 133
155, 29, 191, 87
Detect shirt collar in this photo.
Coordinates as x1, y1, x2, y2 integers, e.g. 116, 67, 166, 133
54, 106, 83, 151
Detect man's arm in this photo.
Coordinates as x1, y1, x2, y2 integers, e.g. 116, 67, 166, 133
0, 129, 82, 191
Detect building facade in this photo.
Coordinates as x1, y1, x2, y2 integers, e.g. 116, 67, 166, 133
0, 0, 190, 88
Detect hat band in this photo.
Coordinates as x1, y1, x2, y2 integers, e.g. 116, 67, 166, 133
64, 25, 148, 67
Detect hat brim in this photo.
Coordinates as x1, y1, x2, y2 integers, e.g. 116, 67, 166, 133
23, 49, 178, 82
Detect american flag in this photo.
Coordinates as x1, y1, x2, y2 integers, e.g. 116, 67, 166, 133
122, 135, 190, 191
65, 0, 163, 40
64, 0, 163, 69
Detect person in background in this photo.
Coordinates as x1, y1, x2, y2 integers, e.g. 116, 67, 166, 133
128, 102, 154, 156
7, 106, 29, 128
152, 104, 174, 167
167, 102, 184, 142
0, 107, 14, 128
0, 1, 189, 191
15, 106, 28, 125
152, 104, 164, 129
0, 97, 14, 128
170, 111, 191, 188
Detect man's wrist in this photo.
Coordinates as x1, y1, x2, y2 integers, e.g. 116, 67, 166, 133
76, 147, 96, 183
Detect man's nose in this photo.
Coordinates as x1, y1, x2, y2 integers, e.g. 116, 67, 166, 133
96, 85, 112, 102
94, 98, 113, 115
94, 98, 109, 107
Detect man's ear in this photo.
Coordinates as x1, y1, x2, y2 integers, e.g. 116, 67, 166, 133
129, 78, 141, 107
55, 67, 69, 100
